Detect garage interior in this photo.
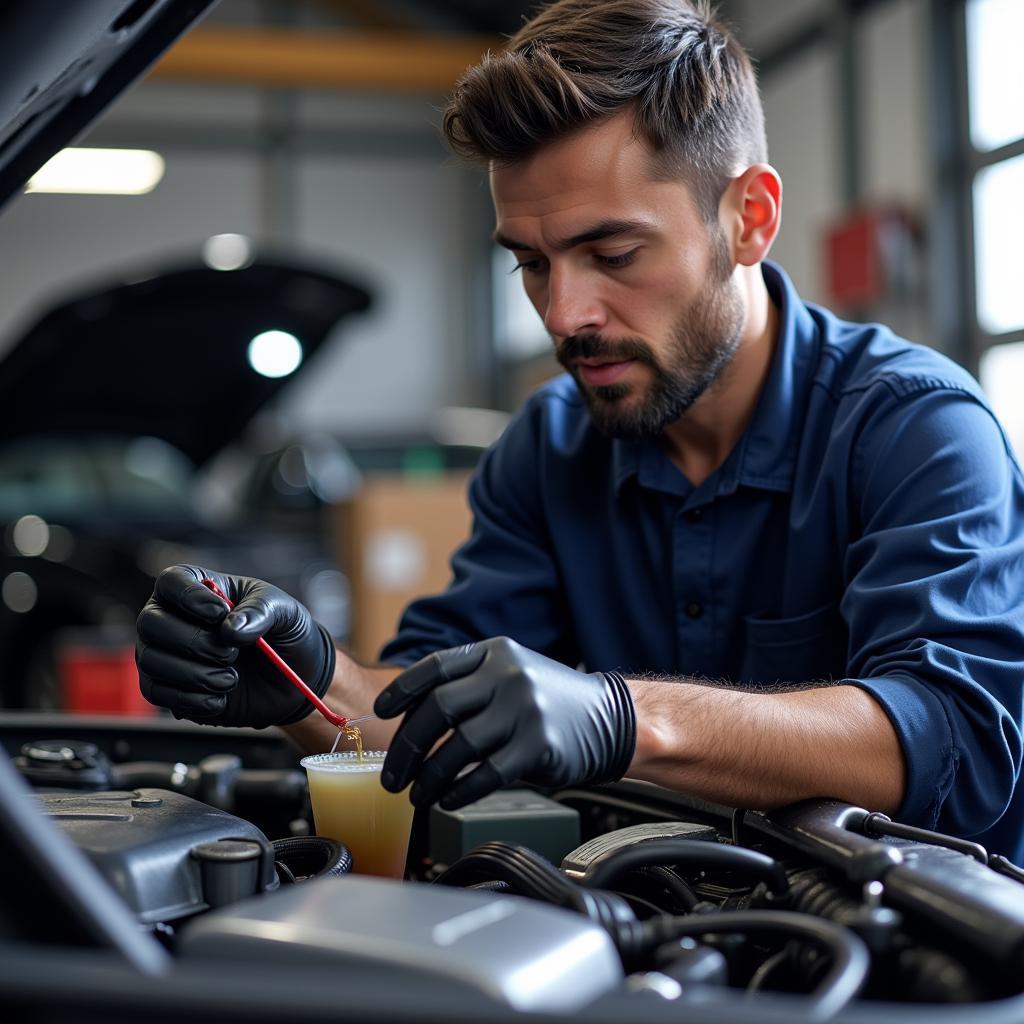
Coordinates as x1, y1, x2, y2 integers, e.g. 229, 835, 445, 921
1, 2, 1023, 1021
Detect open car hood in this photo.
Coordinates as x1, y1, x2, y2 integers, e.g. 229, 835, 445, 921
0, 260, 371, 466
0, 1, 218, 213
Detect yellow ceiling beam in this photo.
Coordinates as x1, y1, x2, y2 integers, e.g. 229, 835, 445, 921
150, 27, 502, 94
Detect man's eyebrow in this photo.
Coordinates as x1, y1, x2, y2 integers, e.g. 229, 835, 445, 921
493, 219, 653, 253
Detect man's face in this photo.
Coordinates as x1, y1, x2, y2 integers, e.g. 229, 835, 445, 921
491, 112, 746, 440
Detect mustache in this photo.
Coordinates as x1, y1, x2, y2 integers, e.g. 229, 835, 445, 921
556, 334, 656, 366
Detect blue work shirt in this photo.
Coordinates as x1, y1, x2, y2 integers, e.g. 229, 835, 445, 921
381, 261, 1024, 861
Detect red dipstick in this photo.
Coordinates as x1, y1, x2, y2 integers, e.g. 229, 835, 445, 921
201, 578, 348, 730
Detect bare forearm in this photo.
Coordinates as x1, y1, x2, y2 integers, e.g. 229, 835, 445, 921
282, 648, 402, 754
626, 678, 906, 814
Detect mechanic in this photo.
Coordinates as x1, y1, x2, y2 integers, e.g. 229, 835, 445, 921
136, 0, 1024, 861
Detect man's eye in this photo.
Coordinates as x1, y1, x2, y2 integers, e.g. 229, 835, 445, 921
511, 257, 547, 275
598, 249, 639, 269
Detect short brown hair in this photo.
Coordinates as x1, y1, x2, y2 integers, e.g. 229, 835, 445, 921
442, 0, 767, 223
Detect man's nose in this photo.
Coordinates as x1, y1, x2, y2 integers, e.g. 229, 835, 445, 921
543, 266, 606, 339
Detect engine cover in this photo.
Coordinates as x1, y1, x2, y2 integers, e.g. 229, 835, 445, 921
37, 788, 278, 924
179, 873, 624, 1013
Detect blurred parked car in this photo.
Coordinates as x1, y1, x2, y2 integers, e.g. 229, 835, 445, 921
0, 257, 370, 708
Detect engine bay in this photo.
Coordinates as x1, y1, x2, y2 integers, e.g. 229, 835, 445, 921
3, 714, 1024, 1024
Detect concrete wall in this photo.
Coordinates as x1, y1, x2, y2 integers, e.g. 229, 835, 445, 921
761, 42, 840, 305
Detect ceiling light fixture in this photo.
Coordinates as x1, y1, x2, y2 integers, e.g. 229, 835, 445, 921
247, 330, 303, 379
203, 233, 253, 271
26, 147, 165, 195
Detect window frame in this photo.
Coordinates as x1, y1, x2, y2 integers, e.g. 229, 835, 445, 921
939, 0, 1024, 373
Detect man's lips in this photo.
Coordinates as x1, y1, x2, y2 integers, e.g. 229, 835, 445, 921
575, 358, 636, 387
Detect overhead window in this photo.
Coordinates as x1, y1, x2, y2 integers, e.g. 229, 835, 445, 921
964, 0, 1024, 454
965, 0, 1024, 152
973, 154, 1024, 337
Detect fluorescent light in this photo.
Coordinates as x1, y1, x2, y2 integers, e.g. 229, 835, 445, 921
203, 233, 253, 271
26, 147, 165, 195
247, 330, 303, 378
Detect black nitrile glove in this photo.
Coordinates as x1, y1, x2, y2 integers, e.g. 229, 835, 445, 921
373, 636, 636, 810
136, 565, 335, 728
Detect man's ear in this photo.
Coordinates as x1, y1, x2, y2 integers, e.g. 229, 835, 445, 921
720, 164, 782, 267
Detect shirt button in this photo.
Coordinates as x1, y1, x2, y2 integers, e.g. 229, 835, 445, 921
685, 508, 703, 523
686, 601, 704, 619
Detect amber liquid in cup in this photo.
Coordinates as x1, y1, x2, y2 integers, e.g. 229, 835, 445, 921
301, 752, 414, 879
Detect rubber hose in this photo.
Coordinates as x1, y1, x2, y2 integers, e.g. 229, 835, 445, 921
272, 836, 352, 882
582, 838, 789, 897
433, 841, 635, 935
630, 910, 869, 1021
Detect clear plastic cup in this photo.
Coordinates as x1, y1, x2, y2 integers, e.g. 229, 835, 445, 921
300, 751, 414, 880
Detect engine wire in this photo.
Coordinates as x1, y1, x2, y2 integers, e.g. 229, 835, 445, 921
636, 911, 869, 1020
639, 865, 699, 911
745, 947, 790, 994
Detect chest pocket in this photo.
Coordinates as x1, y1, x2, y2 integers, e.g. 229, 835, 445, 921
739, 602, 847, 686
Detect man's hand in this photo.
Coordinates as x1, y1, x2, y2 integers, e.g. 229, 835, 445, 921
373, 637, 636, 809
136, 565, 335, 728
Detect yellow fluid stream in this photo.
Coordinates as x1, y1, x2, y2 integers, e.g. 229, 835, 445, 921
329, 723, 365, 760
343, 724, 365, 762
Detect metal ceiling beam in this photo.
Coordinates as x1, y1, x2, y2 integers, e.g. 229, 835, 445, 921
149, 26, 502, 93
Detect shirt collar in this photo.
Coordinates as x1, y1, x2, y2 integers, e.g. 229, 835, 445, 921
613, 260, 819, 497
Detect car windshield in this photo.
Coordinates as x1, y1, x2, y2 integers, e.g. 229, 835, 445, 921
0, 435, 195, 521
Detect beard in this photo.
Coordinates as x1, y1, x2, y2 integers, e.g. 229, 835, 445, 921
555, 240, 745, 441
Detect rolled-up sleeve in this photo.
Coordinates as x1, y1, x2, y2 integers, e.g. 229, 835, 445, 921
841, 384, 1024, 837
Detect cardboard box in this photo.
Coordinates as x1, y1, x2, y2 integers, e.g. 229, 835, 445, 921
335, 472, 473, 661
